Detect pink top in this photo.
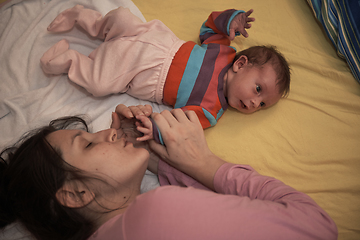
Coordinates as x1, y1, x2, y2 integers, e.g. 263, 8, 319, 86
89, 161, 337, 240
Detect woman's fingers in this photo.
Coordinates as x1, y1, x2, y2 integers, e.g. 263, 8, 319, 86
113, 104, 153, 121
129, 104, 152, 118
112, 104, 154, 130
184, 110, 202, 125
151, 110, 176, 128
115, 104, 134, 118
140, 104, 153, 116
170, 108, 191, 123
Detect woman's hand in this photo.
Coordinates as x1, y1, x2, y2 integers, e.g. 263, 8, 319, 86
149, 109, 225, 190
229, 9, 255, 40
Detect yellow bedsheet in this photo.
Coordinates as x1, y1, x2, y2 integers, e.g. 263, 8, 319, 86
133, 0, 360, 239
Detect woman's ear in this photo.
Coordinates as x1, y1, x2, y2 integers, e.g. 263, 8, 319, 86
232, 55, 249, 72
56, 181, 95, 208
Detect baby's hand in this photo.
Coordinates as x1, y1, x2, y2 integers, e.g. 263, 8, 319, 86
135, 115, 154, 141
229, 9, 255, 40
111, 104, 153, 142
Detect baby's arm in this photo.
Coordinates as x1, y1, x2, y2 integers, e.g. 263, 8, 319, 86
200, 9, 255, 45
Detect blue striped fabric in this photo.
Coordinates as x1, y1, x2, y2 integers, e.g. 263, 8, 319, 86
174, 44, 208, 109
307, 0, 360, 83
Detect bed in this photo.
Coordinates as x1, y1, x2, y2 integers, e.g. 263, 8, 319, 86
0, 0, 359, 239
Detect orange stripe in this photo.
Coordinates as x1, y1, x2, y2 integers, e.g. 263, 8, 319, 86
163, 41, 196, 106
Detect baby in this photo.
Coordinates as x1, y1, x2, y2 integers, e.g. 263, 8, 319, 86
41, 5, 290, 143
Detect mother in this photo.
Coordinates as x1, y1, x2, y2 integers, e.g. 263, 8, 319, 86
0, 105, 337, 240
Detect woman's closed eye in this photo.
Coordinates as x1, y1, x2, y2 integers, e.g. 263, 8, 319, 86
86, 142, 93, 148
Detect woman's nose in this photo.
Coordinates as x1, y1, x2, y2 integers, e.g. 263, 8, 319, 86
96, 128, 117, 142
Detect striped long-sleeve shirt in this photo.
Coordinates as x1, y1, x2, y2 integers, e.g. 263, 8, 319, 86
152, 9, 244, 144
163, 9, 244, 129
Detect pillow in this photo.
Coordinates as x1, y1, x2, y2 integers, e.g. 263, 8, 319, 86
307, 0, 360, 83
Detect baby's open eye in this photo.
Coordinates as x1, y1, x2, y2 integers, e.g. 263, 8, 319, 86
256, 85, 262, 93
260, 102, 265, 107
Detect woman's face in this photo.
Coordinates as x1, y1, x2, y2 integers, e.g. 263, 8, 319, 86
47, 128, 149, 188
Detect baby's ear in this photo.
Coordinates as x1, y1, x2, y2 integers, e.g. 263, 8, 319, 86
233, 55, 249, 72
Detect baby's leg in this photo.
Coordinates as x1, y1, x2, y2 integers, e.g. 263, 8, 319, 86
47, 5, 146, 41
46, 5, 99, 33
41, 39, 134, 97
40, 39, 73, 75
40, 39, 97, 95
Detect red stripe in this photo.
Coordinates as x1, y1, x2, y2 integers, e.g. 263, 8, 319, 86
201, 45, 235, 114
202, 34, 230, 46
163, 41, 196, 106
205, 11, 222, 35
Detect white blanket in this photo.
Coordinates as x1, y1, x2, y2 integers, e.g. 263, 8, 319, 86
0, 0, 170, 238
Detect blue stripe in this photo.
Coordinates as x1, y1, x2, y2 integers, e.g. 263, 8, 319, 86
216, 108, 224, 121
229, 46, 237, 52
175, 45, 208, 108
158, 131, 164, 145
310, 0, 321, 16
202, 108, 217, 127
199, 22, 215, 36
308, 0, 360, 83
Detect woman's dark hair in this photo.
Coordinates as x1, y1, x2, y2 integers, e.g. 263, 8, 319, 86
0, 116, 97, 240
234, 45, 291, 97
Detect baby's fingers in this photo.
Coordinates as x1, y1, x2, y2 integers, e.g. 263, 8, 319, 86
229, 28, 236, 41
136, 115, 153, 141
136, 133, 153, 142
136, 124, 153, 141
239, 28, 249, 38
245, 9, 254, 18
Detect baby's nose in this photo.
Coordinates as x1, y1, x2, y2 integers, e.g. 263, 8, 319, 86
251, 99, 260, 108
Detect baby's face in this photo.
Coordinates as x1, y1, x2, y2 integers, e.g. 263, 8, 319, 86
226, 63, 281, 114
